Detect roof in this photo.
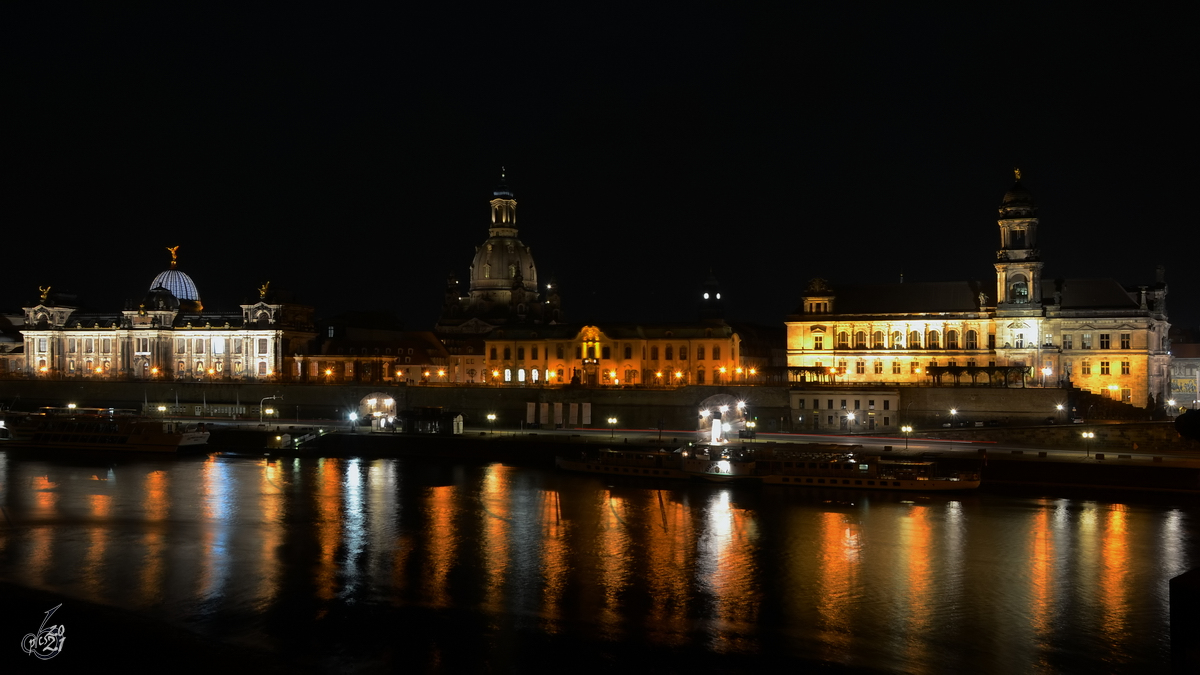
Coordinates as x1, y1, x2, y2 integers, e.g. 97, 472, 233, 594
797, 281, 987, 315
1044, 278, 1139, 310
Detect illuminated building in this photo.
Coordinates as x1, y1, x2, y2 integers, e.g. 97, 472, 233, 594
18, 249, 315, 380
785, 172, 1171, 410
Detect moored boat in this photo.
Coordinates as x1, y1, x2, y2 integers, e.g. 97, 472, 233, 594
555, 447, 689, 478
3, 407, 210, 453
680, 444, 758, 482
756, 452, 980, 491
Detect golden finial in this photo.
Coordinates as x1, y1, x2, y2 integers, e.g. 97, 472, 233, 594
258, 281, 270, 299
38, 285, 51, 303
1014, 167, 1022, 182
166, 245, 180, 269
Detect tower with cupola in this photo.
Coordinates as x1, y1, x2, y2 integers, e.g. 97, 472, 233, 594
993, 169, 1043, 315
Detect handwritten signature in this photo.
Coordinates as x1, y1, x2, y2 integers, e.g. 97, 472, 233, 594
20, 603, 66, 660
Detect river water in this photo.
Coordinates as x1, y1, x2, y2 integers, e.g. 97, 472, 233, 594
0, 450, 1196, 673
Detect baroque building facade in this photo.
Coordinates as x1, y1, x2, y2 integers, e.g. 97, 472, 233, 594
785, 173, 1171, 409
19, 250, 316, 381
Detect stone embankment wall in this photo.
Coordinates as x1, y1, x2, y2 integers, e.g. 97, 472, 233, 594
909, 421, 1198, 454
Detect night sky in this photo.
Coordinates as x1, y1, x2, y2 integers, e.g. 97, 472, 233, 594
8, 5, 1196, 332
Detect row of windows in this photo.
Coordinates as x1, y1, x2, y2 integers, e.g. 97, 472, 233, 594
172, 338, 269, 355
814, 359, 994, 372
1061, 333, 1131, 350
809, 399, 892, 410
818, 330, 985, 350
488, 344, 725, 361
1079, 361, 1131, 376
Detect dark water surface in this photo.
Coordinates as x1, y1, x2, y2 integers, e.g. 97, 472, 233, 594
0, 450, 1196, 673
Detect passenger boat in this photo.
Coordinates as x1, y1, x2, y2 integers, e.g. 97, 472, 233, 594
555, 448, 689, 479
679, 444, 758, 482
3, 407, 210, 453
756, 451, 980, 491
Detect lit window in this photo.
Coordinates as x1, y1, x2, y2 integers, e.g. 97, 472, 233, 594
1121, 361, 1130, 375
1100, 361, 1110, 375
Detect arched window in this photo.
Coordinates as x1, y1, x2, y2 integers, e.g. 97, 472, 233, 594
891, 331, 903, 348
531, 369, 539, 382
517, 368, 526, 382
872, 331, 884, 349
483, 264, 491, 279
854, 331, 866, 348
504, 347, 511, 360
966, 330, 978, 350
504, 369, 512, 382
1009, 274, 1029, 303
666, 346, 674, 360
909, 331, 922, 349
651, 346, 659, 360
947, 330, 960, 349
679, 347, 687, 360
927, 331, 940, 349
837, 332, 849, 349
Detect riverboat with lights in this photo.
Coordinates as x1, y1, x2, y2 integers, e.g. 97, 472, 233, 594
756, 451, 980, 491
3, 407, 210, 452
679, 443, 759, 482
554, 448, 689, 479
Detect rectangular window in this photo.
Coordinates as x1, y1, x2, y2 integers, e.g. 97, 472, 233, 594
856, 361, 865, 374
102, 338, 111, 354
85, 338, 94, 353
697, 346, 705, 360
680, 347, 687, 360
234, 338, 243, 354
697, 370, 705, 384
532, 346, 539, 360
257, 339, 268, 355
1100, 334, 1111, 349
1082, 333, 1092, 349
665, 346, 673, 360
892, 361, 901, 374
814, 335, 824, 350
910, 362, 919, 374
213, 337, 225, 354
1120, 333, 1131, 349
176, 339, 185, 353
68, 339, 76, 353
712, 346, 720, 360
557, 344, 565, 359
195, 339, 204, 354
1121, 361, 1130, 375
1082, 361, 1092, 375
517, 347, 525, 360
854, 400, 860, 409
883, 417, 890, 426
651, 346, 659, 360
1063, 334, 1073, 350
883, 400, 890, 410
39, 338, 48, 352
874, 361, 883, 374
1100, 361, 1110, 375
490, 347, 498, 360
812, 399, 819, 410
827, 399, 834, 409
623, 346, 631, 359
988, 334, 996, 350
868, 400, 875, 409
840, 399, 847, 409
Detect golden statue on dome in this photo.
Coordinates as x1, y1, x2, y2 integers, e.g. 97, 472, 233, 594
1014, 168, 1022, 182
39, 285, 51, 303
258, 281, 270, 299
166, 245, 180, 268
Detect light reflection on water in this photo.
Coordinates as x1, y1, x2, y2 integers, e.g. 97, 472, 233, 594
0, 451, 1195, 672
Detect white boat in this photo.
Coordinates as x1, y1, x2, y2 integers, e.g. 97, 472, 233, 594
3, 407, 210, 453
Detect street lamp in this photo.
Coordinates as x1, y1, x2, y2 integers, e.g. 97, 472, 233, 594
950, 408, 958, 426
487, 413, 496, 434
902, 425, 913, 450
157, 405, 166, 419
608, 416, 617, 438
1082, 431, 1095, 458
260, 395, 281, 423
1041, 366, 1052, 387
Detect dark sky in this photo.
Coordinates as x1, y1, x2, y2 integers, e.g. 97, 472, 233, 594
8, 5, 1197, 332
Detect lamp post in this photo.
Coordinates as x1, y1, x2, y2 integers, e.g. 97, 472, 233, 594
902, 425, 913, 450
1041, 366, 1052, 388
487, 413, 496, 434
608, 416, 617, 438
950, 408, 958, 426
1082, 431, 1095, 458
260, 395, 281, 423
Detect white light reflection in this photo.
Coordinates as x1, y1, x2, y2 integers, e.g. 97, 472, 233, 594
340, 458, 365, 598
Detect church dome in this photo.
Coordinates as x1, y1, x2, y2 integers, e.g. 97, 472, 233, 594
470, 235, 538, 293
998, 173, 1037, 218
150, 269, 201, 302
